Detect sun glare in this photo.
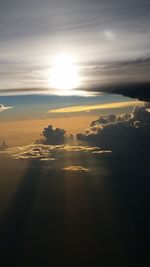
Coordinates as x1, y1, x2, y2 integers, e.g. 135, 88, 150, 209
48, 54, 80, 94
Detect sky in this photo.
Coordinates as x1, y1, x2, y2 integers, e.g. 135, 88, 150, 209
0, 94, 138, 146
0, 0, 150, 146
0, 0, 150, 95
1, 2, 150, 266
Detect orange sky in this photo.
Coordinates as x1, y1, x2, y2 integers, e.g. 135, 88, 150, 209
0, 115, 97, 147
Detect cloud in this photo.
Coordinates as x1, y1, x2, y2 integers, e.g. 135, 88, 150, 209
90, 82, 150, 102
6, 144, 108, 160
48, 100, 140, 114
36, 125, 76, 145
38, 125, 66, 145
76, 103, 150, 155
1, 57, 150, 100
81, 57, 150, 102
0, 104, 12, 112
2, 101, 150, 160
63, 165, 90, 172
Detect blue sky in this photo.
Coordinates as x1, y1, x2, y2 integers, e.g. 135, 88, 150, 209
0, 94, 134, 121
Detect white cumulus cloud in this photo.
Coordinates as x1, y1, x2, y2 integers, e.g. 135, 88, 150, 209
0, 104, 12, 112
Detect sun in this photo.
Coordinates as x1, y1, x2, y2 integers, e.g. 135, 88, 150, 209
48, 54, 80, 94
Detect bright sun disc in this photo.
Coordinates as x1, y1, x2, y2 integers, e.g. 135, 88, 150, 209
48, 54, 80, 93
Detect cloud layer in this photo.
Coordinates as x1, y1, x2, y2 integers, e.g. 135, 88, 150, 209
5, 144, 109, 160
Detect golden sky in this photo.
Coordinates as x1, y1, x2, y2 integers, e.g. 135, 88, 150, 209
0, 115, 98, 147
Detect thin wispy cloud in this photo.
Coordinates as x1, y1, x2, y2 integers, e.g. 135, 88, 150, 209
48, 100, 140, 113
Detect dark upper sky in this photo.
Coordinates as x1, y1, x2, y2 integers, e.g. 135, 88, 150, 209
0, 0, 150, 95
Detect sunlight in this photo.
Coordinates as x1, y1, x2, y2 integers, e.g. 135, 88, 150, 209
48, 54, 80, 94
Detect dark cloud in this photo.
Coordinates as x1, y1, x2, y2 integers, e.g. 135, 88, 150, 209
90, 82, 150, 102
77, 103, 150, 155
82, 57, 150, 102
38, 125, 66, 145
36, 125, 76, 145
